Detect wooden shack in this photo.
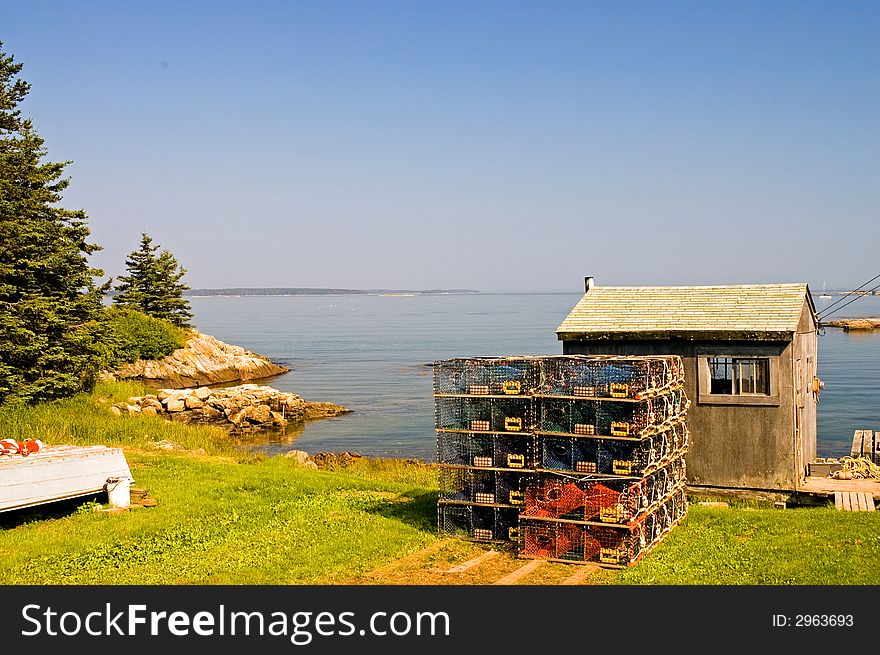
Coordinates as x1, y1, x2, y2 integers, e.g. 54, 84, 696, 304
557, 278, 819, 492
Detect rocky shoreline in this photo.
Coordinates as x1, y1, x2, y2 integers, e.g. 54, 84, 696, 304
113, 384, 350, 433
824, 318, 880, 331
104, 331, 288, 388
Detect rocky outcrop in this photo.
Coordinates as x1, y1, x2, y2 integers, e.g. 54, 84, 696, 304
114, 383, 350, 433
824, 318, 880, 331
107, 331, 288, 388
284, 449, 363, 469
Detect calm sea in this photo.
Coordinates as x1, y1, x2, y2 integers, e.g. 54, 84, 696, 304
188, 293, 880, 460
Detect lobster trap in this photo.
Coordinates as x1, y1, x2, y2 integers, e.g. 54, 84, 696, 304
536, 355, 684, 400
438, 502, 520, 542
521, 467, 686, 525
518, 517, 649, 566
439, 466, 532, 507
433, 357, 541, 396
645, 489, 689, 543
433, 354, 691, 557
434, 396, 533, 434
535, 391, 688, 438
437, 431, 538, 469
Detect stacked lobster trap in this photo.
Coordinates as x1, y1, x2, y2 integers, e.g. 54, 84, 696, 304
434, 354, 690, 567
435, 357, 541, 542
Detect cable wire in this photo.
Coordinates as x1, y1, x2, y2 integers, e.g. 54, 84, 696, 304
817, 272, 880, 318
819, 281, 880, 321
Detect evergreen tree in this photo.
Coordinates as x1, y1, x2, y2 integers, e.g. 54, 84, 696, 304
0, 42, 108, 405
113, 233, 193, 327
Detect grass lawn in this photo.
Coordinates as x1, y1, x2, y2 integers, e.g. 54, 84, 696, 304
1, 383, 878, 584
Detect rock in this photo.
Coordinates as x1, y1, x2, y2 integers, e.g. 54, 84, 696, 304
150, 440, 177, 451
284, 450, 311, 466
184, 396, 204, 409
248, 404, 273, 424
109, 405, 122, 416
302, 402, 352, 420
312, 451, 362, 469
302, 461, 319, 470
824, 318, 880, 331
119, 382, 349, 435
111, 331, 289, 388
200, 405, 222, 418
141, 397, 163, 410
165, 399, 185, 412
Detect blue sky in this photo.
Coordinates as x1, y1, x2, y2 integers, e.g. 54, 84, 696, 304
5, 1, 879, 291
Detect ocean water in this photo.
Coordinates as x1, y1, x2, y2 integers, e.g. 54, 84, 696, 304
188, 292, 880, 460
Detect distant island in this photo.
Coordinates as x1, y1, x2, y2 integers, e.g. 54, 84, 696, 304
183, 287, 480, 297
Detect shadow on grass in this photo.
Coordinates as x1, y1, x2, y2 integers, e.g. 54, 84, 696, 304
0, 493, 104, 530
365, 490, 438, 533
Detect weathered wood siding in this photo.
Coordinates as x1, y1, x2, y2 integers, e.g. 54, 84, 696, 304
561, 338, 804, 491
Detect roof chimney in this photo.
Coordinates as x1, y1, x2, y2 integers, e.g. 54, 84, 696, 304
584, 276, 594, 293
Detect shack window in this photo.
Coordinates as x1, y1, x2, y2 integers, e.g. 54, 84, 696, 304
708, 357, 770, 396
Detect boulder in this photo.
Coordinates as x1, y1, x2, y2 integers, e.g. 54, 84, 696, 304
110, 331, 289, 388
284, 450, 311, 466
116, 383, 349, 435
109, 405, 122, 416
141, 397, 163, 410
184, 396, 204, 409
165, 398, 185, 412
270, 411, 288, 427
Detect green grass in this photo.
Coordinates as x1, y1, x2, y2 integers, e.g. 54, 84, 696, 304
1, 384, 879, 584
0, 383, 438, 584
0, 453, 437, 584
613, 504, 880, 584
0, 381, 246, 457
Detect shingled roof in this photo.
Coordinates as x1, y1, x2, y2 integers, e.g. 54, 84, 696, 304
557, 283, 816, 341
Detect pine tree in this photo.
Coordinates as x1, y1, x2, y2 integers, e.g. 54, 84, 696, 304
113, 233, 193, 327
0, 42, 108, 405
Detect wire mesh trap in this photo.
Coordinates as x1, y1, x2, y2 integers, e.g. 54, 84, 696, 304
433, 357, 542, 396
518, 517, 649, 565
536, 355, 685, 400
438, 502, 520, 542
435, 396, 534, 433
437, 432, 538, 469
439, 466, 533, 507
535, 391, 689, 438
434, 354, 690, 555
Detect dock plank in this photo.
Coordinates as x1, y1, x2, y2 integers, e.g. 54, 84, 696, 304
492, 559, 545, 585
835, 492, 843, 510
864, 493, 876, 511
443, 550, 499, 574
560, 565, 599, 585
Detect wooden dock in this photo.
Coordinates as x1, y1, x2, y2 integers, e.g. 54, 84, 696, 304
833, 491, 875, 512
0, 445, 133, 513
851, 429, 879, 464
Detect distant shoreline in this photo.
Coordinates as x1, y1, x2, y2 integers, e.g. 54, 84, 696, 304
183, 287, 480, 297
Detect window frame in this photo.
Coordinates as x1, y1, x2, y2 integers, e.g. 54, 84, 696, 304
697, 349, 781, 406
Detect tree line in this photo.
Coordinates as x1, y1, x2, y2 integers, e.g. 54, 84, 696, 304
1, 42, 192, 405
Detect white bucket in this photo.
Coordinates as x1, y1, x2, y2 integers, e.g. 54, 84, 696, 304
106, 477, 131, 508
